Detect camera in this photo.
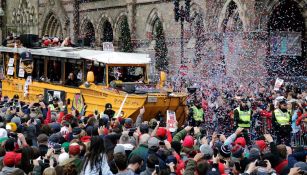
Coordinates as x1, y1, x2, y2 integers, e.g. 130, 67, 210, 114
256, 160, 267, 167
128, 128, 136, 136
53, 148, 61, 154
155, 165, 160, 174
8, 132, 18, 138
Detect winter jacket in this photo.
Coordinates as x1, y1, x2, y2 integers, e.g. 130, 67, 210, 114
184, 159, 220, 175
260, 110, 272, 129
116, 169, 135, 175
140, 167, 154, 175
173, 129, 200, 155
0, 166, 21, 175
287, 150, 307, 168
81, 154, 113, 175
128, 144, 148, 171
291, 110, 300, 133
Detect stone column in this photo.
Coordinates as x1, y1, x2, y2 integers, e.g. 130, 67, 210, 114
0, 0, 3, 43
73, 0, 80, 44
126, 0, 136, 41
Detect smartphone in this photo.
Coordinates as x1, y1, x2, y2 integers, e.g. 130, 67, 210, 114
16, 107, 20, 113
10, 106, 13, 110
213, 148, 218, 157
155, 165, 159, 174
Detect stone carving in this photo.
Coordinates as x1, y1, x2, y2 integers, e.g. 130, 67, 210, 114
12, 0, 36, 25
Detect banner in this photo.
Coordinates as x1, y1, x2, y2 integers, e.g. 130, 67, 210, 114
72, 93, 85, 113
274, 78, 284, 91
167, 110, 177, 132
270, 32, 302, 56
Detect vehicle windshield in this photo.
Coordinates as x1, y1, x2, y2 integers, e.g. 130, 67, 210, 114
108, 66, 145, 84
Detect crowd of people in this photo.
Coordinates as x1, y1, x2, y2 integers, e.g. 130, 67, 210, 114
0, 81, 305, 175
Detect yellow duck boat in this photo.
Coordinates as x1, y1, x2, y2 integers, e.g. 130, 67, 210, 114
0, 46, 188, 125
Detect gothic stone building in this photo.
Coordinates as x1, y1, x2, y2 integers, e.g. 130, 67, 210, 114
2, 0, 307, 85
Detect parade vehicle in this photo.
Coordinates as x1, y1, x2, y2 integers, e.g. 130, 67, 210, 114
0, 45, 188, 125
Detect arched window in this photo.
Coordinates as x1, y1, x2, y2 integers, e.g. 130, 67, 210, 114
102, 21, 113, 42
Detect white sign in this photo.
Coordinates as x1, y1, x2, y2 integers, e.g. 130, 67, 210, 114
8, 58, 14, 67
103, 42, 114, 52
7, 66, 14, 75
167, 110, 177, 132
18, 69, 25, 78
274, 78, 284, 91
179, 65, 188, 76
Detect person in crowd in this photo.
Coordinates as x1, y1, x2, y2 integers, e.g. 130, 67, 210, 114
104, 103, 115, 118
272, 99, 292, 145
188, 100, 204, 127
48, 97, 60, 111
234, 97, 253, 144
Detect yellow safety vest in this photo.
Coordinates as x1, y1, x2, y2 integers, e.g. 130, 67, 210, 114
274, 109, 290, 126
236, 107, 251, 128
192, 106, 204, 122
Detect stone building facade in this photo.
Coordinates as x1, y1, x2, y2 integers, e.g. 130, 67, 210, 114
1, 0, 307, 85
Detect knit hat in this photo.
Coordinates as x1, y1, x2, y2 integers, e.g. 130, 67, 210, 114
124, 118, 133, 128
255, 140, 267, 152
156, 127, 167, 140
80, 136, 91, 143
119, 134, 130, 144
49, 133, 60, 143
219, 145, 231, 158
3, 152, 16, 166
182, 135, 194, 148
72, 127, 81, 137
149, 118, 158, 129
200, 144, 213, 157
58, 152, 69, 166
148, 137, 160, 149
231, 145, 244, 158
140, 124, 149, 134
0, 128, 8, 138
5, 122, 17, 132
61, 142, 70, 153
37, 134, 48, 144
69, 143, 80, 156
105, 103, 112, 109
3, 152, 21, 167
11, 116, 21, 126
114, 145, 126, 154
234, 137, 246, 148
294, 162, 307, 172
249, 148, 260, 161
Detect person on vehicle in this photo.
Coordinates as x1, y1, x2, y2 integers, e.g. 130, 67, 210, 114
65, 73, 78, 87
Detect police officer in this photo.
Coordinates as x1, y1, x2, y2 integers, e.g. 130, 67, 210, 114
48, 97, 60, 111
272, 99, 291, 145
234, 97, 252, 144
189, 100, 204, 127
104, 103, 115, 118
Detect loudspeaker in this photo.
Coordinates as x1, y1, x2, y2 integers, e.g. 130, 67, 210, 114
20, 34, 39, 48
